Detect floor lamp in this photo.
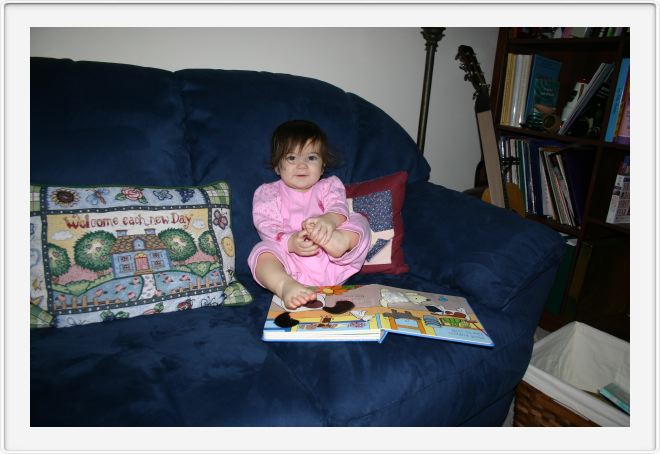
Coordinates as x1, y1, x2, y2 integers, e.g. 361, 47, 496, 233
416, 27, 446, 154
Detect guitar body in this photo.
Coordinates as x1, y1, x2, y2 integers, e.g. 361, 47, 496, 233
482, 183, 525, 216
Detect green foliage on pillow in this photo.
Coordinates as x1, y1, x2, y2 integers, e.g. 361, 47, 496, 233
30, 182, 251, 329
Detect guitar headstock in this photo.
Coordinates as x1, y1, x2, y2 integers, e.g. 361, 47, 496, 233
455, 45, 489, 100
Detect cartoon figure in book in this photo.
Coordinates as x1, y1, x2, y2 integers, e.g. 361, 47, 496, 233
434, 306, 471, 321
379, 288, 430, 309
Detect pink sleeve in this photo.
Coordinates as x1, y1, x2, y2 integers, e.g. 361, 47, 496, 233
321, 176, 350, 220
252, 183, 293, 245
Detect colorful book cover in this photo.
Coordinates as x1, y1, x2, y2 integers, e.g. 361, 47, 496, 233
523, 54, 562, 126
262, 284, 494, 347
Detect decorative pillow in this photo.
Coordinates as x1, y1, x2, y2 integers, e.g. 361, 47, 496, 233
345, 171, 409, 274
29, 182, 252, 328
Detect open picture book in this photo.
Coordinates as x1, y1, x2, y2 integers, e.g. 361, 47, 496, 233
262, 284, 494, 346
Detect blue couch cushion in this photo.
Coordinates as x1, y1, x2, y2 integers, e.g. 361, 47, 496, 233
31, 272, 532, 426
402, 182, 565, 311
30, 58, 193, 187
30, 285, 325, 426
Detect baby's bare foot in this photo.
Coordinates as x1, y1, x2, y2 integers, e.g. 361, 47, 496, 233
323, 230, 357, 258
280, 279, 317, 310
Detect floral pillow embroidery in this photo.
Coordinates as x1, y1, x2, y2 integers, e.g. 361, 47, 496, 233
30, 182, 252, 329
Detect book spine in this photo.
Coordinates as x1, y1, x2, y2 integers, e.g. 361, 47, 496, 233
541, 149, 562, 223
614, 84, 631, 144
605, 58, 630, 142
539, 147, 559, 222
548, 153, 570, 225
514, 55, 533, 127
500, 53, 517, 126
539, 149, 558, 221
554, 153, 576, 226
508, 54, 525, 126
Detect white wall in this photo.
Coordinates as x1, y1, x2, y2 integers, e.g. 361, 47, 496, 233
31, 27, 498, 191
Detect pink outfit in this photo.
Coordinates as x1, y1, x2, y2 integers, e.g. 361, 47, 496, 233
248, 176, 370, 287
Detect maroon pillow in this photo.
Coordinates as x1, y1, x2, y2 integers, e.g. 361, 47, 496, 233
345, 171, 409, 274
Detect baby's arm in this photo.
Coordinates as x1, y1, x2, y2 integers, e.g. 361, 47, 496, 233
253, 184, 296, 248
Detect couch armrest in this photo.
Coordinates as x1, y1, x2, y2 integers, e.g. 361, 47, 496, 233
402, 182, 565, 314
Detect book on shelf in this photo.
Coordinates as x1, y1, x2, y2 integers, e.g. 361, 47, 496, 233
523, 54, 562, 129
508, 54, 532, 127
499, 137, 575, 220
499, 53, 517, 126
605, 155, 630, 224
540, 146, 572, 225
559, 62, 615, 136
552, 152, 578, 226
539, 147, 562, 222
528, 139, 565, 218
262, 284, 494, 346
566, 70, 613, 138
614, 80, 630, 144
560, 79, 588, 124
604, 58, 630, 142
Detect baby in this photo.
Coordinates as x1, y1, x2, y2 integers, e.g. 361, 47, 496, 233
247, 120, 371, 310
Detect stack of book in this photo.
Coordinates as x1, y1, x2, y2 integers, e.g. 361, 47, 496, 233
499, 53, 562, 129
498, 137, 595, 227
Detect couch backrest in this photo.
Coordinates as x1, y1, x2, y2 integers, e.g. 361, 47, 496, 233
31, 57, 430, 275
30, 57, 194, 187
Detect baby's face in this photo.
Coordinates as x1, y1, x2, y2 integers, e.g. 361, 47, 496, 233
276, 140, 324, 192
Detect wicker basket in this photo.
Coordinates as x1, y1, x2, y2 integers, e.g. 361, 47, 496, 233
513, 380, 599, 427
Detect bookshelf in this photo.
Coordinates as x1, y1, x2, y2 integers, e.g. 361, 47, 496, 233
489, 28, 630, 340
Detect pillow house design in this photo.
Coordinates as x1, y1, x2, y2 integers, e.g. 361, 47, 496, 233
30, 182, 251, 328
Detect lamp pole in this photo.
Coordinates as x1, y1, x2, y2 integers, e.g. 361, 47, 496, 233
416, 27, 446, 154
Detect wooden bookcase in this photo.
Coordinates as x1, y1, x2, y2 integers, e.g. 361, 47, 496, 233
489, 28, 630, 340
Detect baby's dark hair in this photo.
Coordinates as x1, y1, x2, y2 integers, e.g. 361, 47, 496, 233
270, 120, 338, 170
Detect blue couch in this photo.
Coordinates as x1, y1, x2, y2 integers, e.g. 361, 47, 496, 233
30, 57, 564, 426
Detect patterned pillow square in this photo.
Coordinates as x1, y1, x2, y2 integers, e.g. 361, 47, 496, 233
345, 171, 409, 274
29, 182, 252, 328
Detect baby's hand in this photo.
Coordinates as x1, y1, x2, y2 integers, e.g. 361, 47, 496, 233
302, 215, 336, 246
288, 230, 320, 257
